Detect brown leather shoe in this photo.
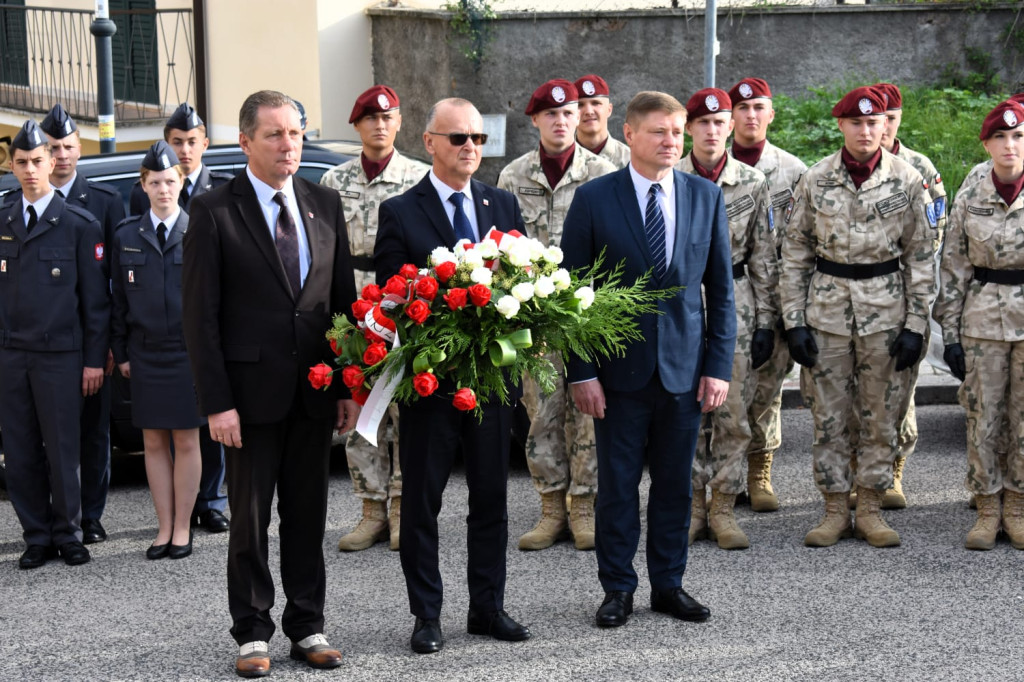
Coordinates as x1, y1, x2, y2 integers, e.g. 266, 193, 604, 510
289, 634, 342, 669
235, 641, 270, 678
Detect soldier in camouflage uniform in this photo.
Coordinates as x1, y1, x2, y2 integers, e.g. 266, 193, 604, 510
728, 78, 808, 513
780, 87, 936, 548
320, 85, 430, 552
677, 89, 779, 549
497, 79, 616, 551
933, 99, 1024, 551
573, 74, 631, 170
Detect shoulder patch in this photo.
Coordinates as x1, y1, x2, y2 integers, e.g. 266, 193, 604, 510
726, 194, 755, 219
932, 196, 946, 217
967, 205, 994, 216
875, 191, 910, 217
518, 187, 546, 197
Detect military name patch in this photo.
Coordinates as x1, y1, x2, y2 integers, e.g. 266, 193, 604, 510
726, 195, 755, 219
122, 246, 142, 253
337, 190, 361, 200
0, 235, 12, 241
875, 191, 909, 217
816, 180, 842, 188
967, 205, 994, 216
771, 188, 794, 209
518, 187, 546, 196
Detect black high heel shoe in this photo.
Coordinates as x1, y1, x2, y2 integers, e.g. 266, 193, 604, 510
168, 530, 193, 560
146, 542, 170, 560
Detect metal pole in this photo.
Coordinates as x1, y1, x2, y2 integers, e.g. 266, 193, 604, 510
704, 0, 717, 88
90, 0, 117, 154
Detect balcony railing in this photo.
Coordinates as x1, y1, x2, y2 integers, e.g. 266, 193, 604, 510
0, 5, 194, 124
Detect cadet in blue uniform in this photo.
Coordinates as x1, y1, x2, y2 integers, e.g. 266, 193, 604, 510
112, 142, 203, 560
0, 120, 109, 569
128, 103, 232, 534
39, 103, 124, 545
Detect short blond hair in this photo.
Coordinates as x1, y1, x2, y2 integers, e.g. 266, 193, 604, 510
625, 91, 686, 127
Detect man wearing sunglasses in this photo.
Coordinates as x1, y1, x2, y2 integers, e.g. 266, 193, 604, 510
375, 97, 529, 655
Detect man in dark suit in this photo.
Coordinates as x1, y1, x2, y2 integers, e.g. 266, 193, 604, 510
560, 91, 737, 628
374, 97, 531, 654
182, 90, 358, 678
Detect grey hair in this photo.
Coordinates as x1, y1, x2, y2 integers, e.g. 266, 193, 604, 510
424, 97, 478, 132
239, 90, 300, 138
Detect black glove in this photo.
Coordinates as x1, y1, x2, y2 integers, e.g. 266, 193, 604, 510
889, 330, 924, 372
943, 343, 966, 381
786, 326, 818, 368
750, 328, 775, 369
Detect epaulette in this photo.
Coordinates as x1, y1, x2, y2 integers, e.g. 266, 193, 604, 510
66, 203, 102, 224
114, 214, 143, 232
209, 170, 234, 183
86, 180, 121, 197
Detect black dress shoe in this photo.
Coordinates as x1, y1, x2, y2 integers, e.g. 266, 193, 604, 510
650, 588, 711, 622
81, 518, 107, 544
146, 542, 170, 560
193, 509, 230, 533
58, 541, 91, 566
596, 591, 634, 627
18, 544, 56, 570
168, 530, 193, 559
410, 617, 443, 654
467, 609, 531, 641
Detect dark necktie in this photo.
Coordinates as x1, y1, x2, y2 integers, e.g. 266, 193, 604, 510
449, 192, 476, 243
54, 189, 65, 199
26, 205, 37, 233
273, 192, 301, 296
179, 178, 191, 208
157, 222, 167, 249
645, 183, 667, 277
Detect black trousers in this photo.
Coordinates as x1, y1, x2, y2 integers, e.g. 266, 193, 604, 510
225, 398, 334, 645
398, 396, 513, 620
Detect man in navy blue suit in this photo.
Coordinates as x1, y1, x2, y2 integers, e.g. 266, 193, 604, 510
560, 91, 737, 627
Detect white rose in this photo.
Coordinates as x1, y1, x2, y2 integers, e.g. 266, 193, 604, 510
574, 286, 595, 310
534, 275, 555, 298
476, 239, 500, 260
526, 238, 546, 261
454, 239, 472, 255
497, 232, 519, 254
507, 241, 533, 267
430, 246, 457, 266
470, 266, 493, 285
495, 295, 521, 319
511, 282, 535, 302
461, 249, 485, 269
543, 246, 564, 264
552, 268, 572, 291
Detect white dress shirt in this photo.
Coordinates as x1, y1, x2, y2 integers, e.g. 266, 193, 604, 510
428, 169, 480, 242
628, 163, 676, 265
246, 167, 311, 287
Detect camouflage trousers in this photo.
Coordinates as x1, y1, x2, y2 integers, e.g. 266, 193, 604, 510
521, 354, 597, 496
344, 400, 402, 500
694, 325, 756, 495
746, 322, 792, 458
959, 336, 1024, 495
800, 328, 907, 493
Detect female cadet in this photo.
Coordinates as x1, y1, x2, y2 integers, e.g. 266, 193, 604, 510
934, 99, 1024, 551
111, 141, 202, 559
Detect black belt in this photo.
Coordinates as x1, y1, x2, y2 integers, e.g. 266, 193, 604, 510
815, 257, 899, 280
732, 261, 747, 279
351, 254, 374, 272
973, 266, 1024, 285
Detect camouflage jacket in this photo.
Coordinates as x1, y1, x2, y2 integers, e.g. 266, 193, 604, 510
894, 139, 947, 235
496, 143, 616, 247
934, 169, 1024, 344
678, 154, 779, 332
751, 140, 807, 251
320, 150, 430, 288
597, 136, 631, 169
780, 148, 936, 336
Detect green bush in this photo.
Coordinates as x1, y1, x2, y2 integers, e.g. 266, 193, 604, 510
769, 85, 1006, 201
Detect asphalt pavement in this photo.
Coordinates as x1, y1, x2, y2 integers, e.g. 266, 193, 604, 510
2, 397, 1022, 681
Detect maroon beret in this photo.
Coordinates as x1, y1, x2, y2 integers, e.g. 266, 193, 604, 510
831, 87, 886, 118
979, 100, 1024, 140
873, 83, 902, 111
686, 88, 732, 120
728, 78, 771, 103
525, 79, 578, 115
1010, 93, 1024, 106
574, 74, 610, 99
349, 85, 400, 124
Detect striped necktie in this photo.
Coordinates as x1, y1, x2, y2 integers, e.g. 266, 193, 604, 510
645, 183, 667, 277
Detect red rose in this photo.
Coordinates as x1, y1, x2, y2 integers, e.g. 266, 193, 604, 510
329, 338, 342, 357
308, 363, 333, 390
413, 371, 439, 397
361, 283, 383, 303
384, 275, 409, 297
468, 284, 491, 307
453, 387, 477, 411
352, 299, 373, 320
340, 365, 365, 389
363, 341, 388, 366
399, 263, 419, 279
415, 276, 439, 301
352, 385, 370, 406
405, 299, 431, 325
435, 261, 457, 283
444, 288, 468, 311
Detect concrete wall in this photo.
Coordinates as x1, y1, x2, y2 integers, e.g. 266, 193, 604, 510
369, 4, 1024, 183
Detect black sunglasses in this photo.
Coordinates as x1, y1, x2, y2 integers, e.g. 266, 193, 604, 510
427, 131, 489, 146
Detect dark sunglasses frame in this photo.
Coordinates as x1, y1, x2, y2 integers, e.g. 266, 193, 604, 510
427, 131, 489, 146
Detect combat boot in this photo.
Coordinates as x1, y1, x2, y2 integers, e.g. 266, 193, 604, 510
1002, 490, 1024, 550
853, 487, 901, 547
707, 489, 749, 550
569, 493, 596, 550
882, 457, 908, 509
518, 491, 568, 550
388, 496, 401, 551
337, 499, 388, 551
689, 489, 708, 545
747, 452, 780, 512
804, 492, 852, 547
965, 493, 1000, 551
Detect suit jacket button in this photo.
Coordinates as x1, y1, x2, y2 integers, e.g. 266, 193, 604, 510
51, 267, 61, 278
